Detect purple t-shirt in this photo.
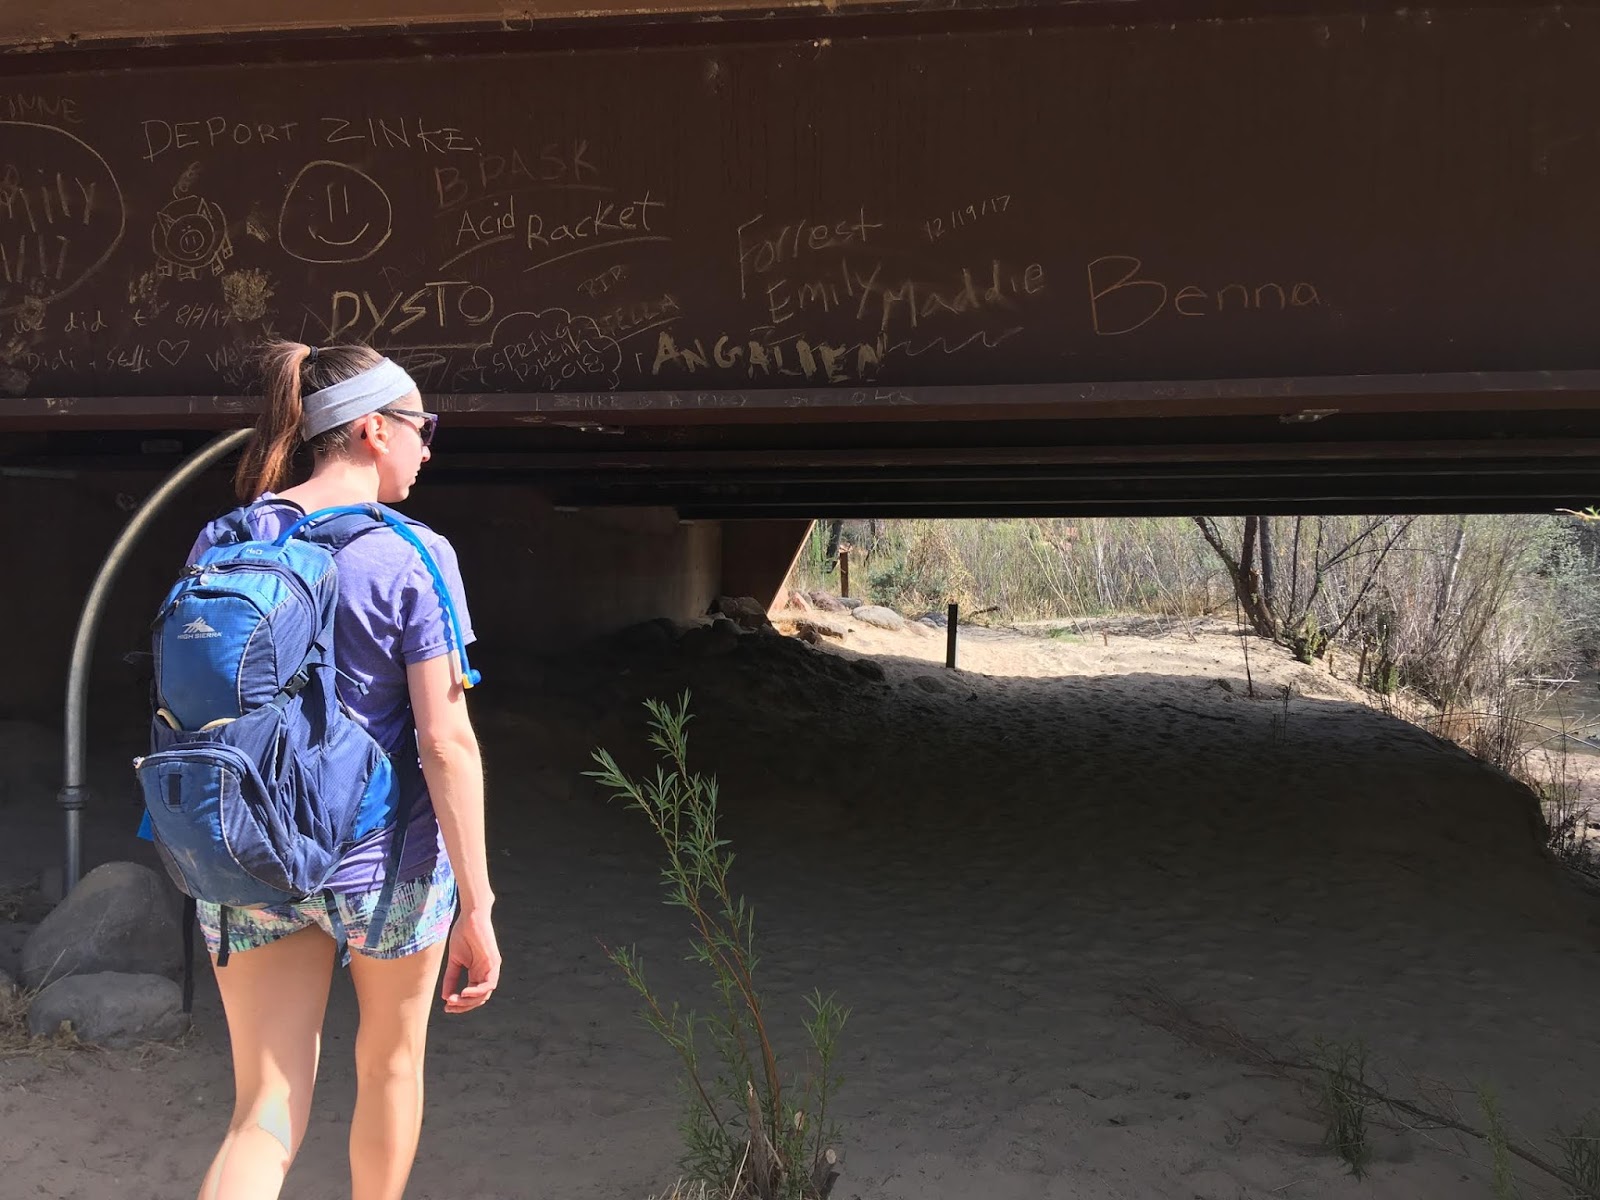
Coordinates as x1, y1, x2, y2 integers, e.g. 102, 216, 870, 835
186, 494, 475, 892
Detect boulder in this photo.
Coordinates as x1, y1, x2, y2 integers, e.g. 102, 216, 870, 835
680, 618, 741, 658
838, 596, 866, 610
912, 673, 951, 694
851, 605, 906, 631
709, 595, 773, 633
20, 862, 182, 991
806, 591, 850, 614
781, 589, 814, 613
28, 972, 188, 1048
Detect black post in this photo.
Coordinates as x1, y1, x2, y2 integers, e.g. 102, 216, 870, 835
946, 602, 958, 669
839, 546, 850, 599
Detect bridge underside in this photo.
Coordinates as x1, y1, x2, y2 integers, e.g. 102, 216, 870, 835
6, 383, 1600, 517
5, 1, 1600, 516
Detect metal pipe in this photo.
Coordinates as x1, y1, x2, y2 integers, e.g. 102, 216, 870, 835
59, 427, 253, 893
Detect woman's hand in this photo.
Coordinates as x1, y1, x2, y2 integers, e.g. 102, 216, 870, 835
441, 903, 500, 1014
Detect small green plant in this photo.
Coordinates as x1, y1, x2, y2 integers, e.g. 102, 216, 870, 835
1479, 1084, 1519, 1199
1368, 658, 1400, 695
1556, 1111, 1600, 1199
1287, 615, 1328, 664
588, 693, 850, 1200
1313, 1038, 1373, 1177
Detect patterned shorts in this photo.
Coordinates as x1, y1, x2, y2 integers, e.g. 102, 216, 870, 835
196, 858, 458, 960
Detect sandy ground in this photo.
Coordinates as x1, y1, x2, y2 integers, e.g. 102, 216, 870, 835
3, 614, 1599, 1200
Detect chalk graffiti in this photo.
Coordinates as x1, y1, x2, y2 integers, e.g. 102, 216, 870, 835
278, 160, 393, 265
0, 121, 126, 317
474, 307, 622, 391
152, 193, 232, 279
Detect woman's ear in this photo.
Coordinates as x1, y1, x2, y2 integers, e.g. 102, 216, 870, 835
353, 412, 382, 448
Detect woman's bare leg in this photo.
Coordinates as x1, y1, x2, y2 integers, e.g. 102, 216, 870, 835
198, 925, 336, 1200
346, 939, 449, 1200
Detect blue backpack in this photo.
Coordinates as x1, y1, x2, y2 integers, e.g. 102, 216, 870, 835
134, 501, 479, 996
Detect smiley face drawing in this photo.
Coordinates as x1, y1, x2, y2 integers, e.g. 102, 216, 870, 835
278, 160, 393, 264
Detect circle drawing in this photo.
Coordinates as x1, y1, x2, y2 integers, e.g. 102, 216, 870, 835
278, 160, 393, 265
0, 121, 127, 316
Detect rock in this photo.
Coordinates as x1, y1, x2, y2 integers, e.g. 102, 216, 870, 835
917, 612, 948, 628
679, 619, 740, 658
912, 673, 950, 694
790, 617, 848, 641
838, 596, 865, 610
20, 862, 182, 991
851, 605, 906, 631
849, 659, 887, 682
27, 972, 188, 1048
807, 591, 850, 614
0, 720, 57, 810
783, 589, 814, 613
613, 617, 677, 654
709, 595, 773, 633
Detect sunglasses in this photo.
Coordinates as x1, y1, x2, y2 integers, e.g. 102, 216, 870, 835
380, 407, 439, 448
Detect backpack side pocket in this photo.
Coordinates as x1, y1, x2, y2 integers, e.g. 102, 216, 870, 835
135, 741, 297, 907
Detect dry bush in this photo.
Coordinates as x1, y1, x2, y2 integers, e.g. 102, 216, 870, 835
793, 518, 1220, 620
791, 515, 1594, 715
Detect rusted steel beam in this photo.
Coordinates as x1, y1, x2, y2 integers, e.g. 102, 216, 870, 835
384, 437, 1600, 470
7, 0, 1542, 57
4, 372, 1600, 433
4, 1, 1599, 466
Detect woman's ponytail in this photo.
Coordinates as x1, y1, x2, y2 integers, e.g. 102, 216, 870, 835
234, 341, 312, 502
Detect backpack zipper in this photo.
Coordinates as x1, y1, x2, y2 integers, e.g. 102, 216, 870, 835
183, 557, 320, 617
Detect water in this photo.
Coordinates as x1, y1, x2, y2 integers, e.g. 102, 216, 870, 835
1530, 671, 1600, 758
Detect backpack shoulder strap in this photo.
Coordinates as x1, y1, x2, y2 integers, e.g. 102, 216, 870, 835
272, 504, 481, 690
205, 498, 299, 547
273, 503, 432, 553
206, 497, 309, 548
272, 503, 384, 553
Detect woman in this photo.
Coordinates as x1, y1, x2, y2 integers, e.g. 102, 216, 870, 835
190, 341, 501, 1200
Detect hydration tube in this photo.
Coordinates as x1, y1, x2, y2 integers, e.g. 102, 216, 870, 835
274, 504, 481, 689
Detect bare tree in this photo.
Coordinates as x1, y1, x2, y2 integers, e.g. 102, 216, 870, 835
1193, 515, 1416, 654
1192, 516, 1277, 636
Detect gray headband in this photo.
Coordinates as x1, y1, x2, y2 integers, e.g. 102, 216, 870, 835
300, 357, 418, 441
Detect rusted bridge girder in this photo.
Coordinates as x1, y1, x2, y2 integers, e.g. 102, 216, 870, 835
4, 1, 1600, 513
